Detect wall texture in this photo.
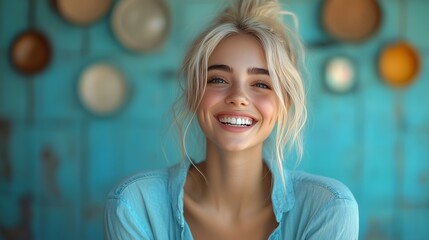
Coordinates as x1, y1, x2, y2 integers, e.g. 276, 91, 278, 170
0, 0, 428, 239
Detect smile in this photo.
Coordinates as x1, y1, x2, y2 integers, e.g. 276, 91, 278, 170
217, 115, 254, 127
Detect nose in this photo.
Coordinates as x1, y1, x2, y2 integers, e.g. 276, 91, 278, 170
225, 85, 249, 106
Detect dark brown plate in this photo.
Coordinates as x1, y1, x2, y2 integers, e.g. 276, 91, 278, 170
10, 29, 51, 75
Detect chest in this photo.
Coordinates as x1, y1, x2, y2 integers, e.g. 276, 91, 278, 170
184, 205, 278, 240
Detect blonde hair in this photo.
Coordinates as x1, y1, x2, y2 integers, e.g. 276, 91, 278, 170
173, 0, 307, 185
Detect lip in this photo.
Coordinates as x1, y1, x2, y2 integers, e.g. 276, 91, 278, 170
214, 112, 258, 132
215, 112, 257, 122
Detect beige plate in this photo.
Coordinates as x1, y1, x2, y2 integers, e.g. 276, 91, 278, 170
78, 63, 128, 116
324, 56, 356, 94
55, 0, 112, 26
112, 0, 170, 52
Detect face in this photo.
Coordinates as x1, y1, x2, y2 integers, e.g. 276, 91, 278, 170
197, 34, 279, 153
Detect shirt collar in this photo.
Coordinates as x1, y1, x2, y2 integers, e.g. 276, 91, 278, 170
265, 158, 295, 222
168, 159, 192, 227
168, 158, 295, 226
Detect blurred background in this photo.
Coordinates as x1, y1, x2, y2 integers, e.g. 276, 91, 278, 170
0, 0, 428, 239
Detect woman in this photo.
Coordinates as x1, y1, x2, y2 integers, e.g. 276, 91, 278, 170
104, 0, 359, 239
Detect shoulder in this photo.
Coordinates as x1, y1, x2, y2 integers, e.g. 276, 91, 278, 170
282, 171, 359, 239
105, 168, 172, 217
106, 168, 171, 206
288, 171, 359, 223
290, 170, 356, 203
104, 167, 179, 239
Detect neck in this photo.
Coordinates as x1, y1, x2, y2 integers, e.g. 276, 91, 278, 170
194, 141, 272, 216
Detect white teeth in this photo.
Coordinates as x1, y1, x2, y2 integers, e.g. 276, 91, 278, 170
218, 116, 253, 126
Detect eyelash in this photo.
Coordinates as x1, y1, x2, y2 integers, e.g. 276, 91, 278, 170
207, 77, 271, 90
207, 77, 227, 84
253, 82, 271, 89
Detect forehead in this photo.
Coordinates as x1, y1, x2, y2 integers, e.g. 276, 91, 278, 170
208, 34, 268, 69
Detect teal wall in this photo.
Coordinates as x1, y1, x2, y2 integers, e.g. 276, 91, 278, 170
1, 0, 428, 239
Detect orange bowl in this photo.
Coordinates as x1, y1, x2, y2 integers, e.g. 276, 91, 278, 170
378, 41, 420, 87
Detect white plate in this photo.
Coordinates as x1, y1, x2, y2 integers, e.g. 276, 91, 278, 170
78, 63, 128, 116
324, 56, 356, 94
112, 0, 170, 52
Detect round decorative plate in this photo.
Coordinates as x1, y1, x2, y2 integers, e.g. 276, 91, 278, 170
322, 0, 382, 42
78, 63, 128, 116
324, 56, 356, 94
55, 0, 112, 26
10, 29, 51, 75
112, 0, 170, 52
378, 41, 420, 88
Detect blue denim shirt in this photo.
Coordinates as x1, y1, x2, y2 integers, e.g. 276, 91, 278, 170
104, 159, 359, 239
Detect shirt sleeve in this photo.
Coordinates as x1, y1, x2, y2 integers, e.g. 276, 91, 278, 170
104, 197, 150, 240
304, 198, 359, 240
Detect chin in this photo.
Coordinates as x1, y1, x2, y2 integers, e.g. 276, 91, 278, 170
214, 140, 260, 153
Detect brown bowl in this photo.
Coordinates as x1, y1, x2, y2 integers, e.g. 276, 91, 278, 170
54, 0, 112, 26
10, 29, 52, 75
322, 0, 382, 42
378, 41, 420, 88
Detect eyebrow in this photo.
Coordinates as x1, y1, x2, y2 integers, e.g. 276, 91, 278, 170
208, 64, 232, 72
208, 64, 269, 76
248, 67, 269, 76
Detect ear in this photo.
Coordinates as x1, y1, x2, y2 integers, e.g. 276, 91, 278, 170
285, 93, 292, 110
287, 98, 292, 110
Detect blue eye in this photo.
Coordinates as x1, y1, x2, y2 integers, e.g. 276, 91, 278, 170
208, 77, 227, 84
254, 82, 271, 89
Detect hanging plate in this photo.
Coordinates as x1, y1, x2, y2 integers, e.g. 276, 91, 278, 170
378, 41, 420, 88
78, 63, 128, 116
10, 29, 51, 75
322, 0, 382, 42
324, 56, 357, 94
55, 0, 112, 26
111, 0, 171, 52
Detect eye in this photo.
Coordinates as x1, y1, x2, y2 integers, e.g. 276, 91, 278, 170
253, 81, 271, 89
208, 77, 227, 84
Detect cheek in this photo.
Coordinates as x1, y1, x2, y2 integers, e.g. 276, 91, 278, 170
255, 95, 278, 124
198, 90, 223, 112
197, 91, 225, 133
197, 90, 222, 127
